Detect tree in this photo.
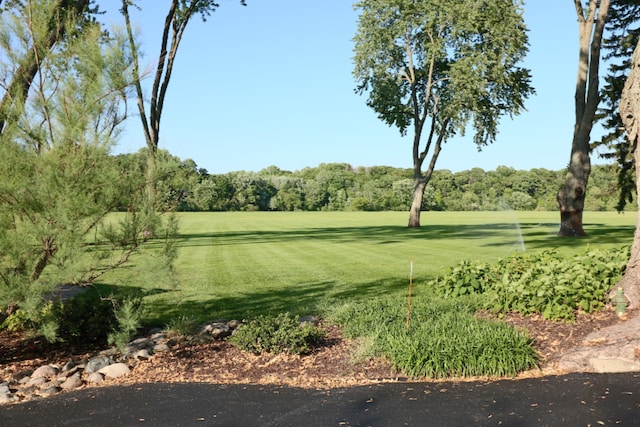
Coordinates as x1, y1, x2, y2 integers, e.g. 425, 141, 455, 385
556, 0, 611, 236
594, 0, 640, 213
353, 0, 533, 227
0, 0, 175, 339
0, 0, 97, 135
618, 35, 640, 308
121, 0, 246, 213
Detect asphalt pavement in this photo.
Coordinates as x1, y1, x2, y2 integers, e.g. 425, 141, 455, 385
2, 372, 640, 426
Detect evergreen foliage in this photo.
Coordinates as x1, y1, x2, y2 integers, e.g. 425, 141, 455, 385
0, 1, 176, 341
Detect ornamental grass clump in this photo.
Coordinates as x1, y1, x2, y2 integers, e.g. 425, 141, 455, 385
325, 296, 538, 379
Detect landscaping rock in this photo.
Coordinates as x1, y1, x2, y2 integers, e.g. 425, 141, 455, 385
0, 317, 282, 406
98, 363, 130, 379
60, 374, 83, 390
31, 364, 59, 379
153, 343, 170, 353
85, 356, 113, 374
37, 386, 60, 397
0, 393, 18, 404
86, 372, 104, 384
199, 321, 231, 339
558, 311, 640, 373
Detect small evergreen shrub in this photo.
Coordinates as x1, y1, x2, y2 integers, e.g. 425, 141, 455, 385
52, 291, 118, 344
2, 288, 145, 346
107, 296, 145, 351
229, 312, 325, 355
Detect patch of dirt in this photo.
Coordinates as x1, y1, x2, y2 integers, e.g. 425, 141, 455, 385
0, 310, 624, 390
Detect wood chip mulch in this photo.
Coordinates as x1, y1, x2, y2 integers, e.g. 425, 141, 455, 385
0, 310, 624, 391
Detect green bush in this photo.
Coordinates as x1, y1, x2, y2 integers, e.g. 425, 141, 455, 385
107, 296, 145, 351
50, 291, 118, 344
229, 312, 325, 355
2, 287, 145, 347
429, 247, 629, 321
325, 296, 538, 378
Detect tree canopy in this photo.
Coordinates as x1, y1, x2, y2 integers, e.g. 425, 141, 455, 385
352, 0, 534, 227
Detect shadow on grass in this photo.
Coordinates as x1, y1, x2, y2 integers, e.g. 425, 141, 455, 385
145, 276, 413, 325
176, 221, 635, 250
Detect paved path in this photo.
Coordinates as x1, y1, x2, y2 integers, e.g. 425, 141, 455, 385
3, 372, 640, 426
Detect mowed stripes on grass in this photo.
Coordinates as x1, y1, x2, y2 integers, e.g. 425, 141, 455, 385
116, 211, 637, 324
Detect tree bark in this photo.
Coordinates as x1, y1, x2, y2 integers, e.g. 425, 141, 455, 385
557, 0, 610, 237
616, 37, 640, 309
408, 181, 426, 227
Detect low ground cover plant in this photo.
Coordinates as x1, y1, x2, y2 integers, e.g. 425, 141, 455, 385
324, 296, 538, 378
429, 247, 629, 321
228, 312, 326, 355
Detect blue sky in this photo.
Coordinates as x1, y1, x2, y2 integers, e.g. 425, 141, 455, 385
109, 1, 607, 175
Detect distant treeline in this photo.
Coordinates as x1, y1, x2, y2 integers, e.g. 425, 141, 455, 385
116, 149, 629, 212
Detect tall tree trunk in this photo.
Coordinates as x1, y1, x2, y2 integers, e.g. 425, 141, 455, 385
557, 0, 610, 237
616, 37, 640, 309
408, 181, 426, 227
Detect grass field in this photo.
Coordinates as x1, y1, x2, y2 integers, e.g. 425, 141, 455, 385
104, 211, 637, 326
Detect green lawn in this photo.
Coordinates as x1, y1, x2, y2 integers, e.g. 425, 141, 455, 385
102, 211, 636, 325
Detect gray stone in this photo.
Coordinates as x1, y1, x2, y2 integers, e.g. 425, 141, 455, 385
0, 384, 11, 394
37, 386, 60, 397
31, 364, 59, 379
85, 356, 113, 373
85, 372, 104, 384
0, 393, 18, 404
27, 376, 47, 386
134, 349, 152, 360
590, 357, 640, 373
153, 343, 170, 353
200, 322, 231, 339
98, 363, 130, 379
227, 319, 242, 329
60, 373, 83, 390
16, 385, 37, 396
150, 332, 167, 342
62, 360, 76, 372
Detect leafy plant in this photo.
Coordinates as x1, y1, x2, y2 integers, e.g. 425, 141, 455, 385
229, 313, 325, 355
430, 247, 629, 321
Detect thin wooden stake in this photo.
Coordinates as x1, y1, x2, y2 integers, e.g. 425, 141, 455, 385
406, 257, 414, 331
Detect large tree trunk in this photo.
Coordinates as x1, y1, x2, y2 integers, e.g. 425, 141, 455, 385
557, 151, 590, 236
408, 181, 426, 228
557, 0, 610, 237
616, 37, 640, 309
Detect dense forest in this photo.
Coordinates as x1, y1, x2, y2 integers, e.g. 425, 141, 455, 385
120, 149, 630, 213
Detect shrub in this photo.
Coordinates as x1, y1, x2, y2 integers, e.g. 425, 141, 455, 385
1, 287, 145, 347
50, 290, 118, 344
229, 312, 325, 355
429, 247, 629, 321
107, 296, 145, 351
